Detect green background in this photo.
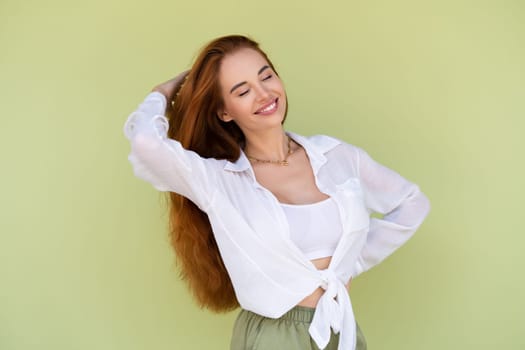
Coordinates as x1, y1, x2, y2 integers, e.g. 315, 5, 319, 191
1, 0, 523, 349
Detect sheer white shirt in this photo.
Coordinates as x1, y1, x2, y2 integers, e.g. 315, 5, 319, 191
123, 91, 431, 350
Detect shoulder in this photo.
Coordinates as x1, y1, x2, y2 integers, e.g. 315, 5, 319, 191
293, 132, 361, 155
307, 134, 341, 148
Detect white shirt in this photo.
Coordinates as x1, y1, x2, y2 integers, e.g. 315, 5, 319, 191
123, 91, 431, 350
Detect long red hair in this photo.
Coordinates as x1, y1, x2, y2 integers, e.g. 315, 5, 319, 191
164, 35, 281, 312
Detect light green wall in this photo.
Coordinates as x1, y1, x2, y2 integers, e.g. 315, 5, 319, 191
1, 0, 523, 349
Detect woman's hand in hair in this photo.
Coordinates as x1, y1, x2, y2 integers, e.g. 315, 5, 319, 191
152, 70, 190, 99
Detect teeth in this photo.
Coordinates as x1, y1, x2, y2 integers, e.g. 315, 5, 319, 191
260, 101, 276, 113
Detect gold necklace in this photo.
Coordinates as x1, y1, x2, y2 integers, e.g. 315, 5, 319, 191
245, 136, 294, 166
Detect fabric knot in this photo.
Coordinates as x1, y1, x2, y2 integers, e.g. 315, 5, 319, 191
319, 269, 338, 291
308, 269, 357, 350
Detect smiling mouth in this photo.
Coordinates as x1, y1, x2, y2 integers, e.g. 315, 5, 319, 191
255, 98, 279, 115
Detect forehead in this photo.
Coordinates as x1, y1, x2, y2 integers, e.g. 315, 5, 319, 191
219, 48, 269, 86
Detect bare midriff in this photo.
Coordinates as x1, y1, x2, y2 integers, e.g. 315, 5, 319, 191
296, 256, 351, 308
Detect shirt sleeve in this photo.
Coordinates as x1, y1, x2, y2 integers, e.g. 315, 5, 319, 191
351, 146, 431, 277
122, 91, 217, 210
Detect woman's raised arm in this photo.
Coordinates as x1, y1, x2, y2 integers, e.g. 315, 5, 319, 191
122, 82, 218, 211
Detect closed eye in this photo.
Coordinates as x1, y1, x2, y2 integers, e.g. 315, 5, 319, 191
238, 74, 273, 97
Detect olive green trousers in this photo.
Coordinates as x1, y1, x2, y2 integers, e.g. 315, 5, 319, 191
230, 305, 367, 350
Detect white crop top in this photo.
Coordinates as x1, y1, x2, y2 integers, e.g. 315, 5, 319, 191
280, 197, 343, 260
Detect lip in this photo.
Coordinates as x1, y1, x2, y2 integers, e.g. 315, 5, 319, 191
254, 98, 279, 115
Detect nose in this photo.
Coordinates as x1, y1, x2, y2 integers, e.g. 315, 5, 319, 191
253, 82, 271, 101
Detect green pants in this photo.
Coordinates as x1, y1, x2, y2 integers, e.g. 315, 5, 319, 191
230, 305, 367, 350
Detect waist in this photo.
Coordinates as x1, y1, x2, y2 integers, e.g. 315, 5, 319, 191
269, 304, 317, 323
297, 256, 351, 308
297, 282, 350, 308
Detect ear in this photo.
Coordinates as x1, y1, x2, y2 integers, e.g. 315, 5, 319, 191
217, 109, 234, 122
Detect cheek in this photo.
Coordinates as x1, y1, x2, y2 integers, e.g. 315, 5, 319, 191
227, 98, 253, 116
273, 80, 286, 94
223, 96, 237, 113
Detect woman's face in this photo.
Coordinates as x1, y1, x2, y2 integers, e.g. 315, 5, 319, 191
218, 48, 287, 135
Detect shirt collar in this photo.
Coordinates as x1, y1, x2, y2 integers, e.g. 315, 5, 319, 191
223, 150, 251, 172
223, 131, 341, 174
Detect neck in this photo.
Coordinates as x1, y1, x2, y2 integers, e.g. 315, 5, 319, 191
243, 128, 289, 161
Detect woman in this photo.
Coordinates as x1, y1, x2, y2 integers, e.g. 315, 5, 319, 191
123, 35, 430, 350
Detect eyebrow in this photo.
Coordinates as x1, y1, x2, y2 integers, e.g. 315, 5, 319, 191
229, 65, 271, 94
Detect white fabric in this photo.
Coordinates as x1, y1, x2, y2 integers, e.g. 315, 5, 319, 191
281, 197, 342, 260
123, 91, 431, 350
